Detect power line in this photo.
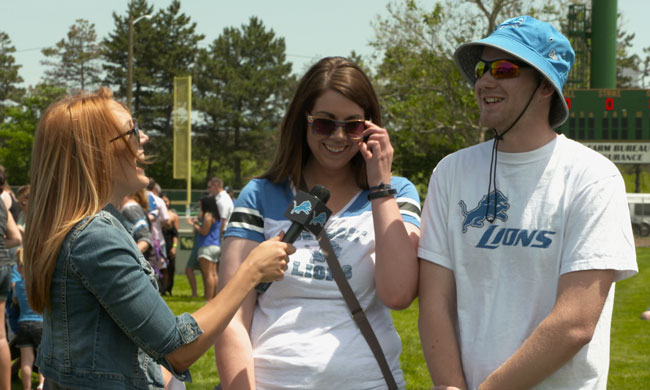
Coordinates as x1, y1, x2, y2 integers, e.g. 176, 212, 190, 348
17, 44, 315, 60
15, 46, 47, 53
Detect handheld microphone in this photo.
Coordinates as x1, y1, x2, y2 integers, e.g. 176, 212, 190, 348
255, 185, 331, 294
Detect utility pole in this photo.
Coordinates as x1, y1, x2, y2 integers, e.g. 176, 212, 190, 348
127, 14, 151, 110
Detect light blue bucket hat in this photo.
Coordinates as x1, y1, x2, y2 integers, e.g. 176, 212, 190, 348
454, 16, 575, 129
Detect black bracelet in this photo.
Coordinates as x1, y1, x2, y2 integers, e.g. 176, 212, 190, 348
368, 182, 390, 192
368, 188, 397, 200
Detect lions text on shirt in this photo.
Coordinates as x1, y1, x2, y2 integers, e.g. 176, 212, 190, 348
418, 135, 637, 389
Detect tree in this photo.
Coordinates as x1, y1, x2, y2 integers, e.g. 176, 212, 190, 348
194, 16, 293, 189
370, 1, 480, 193
102, 0, 155, 102
615, 12, 645, 88
413, 0, 570, 52
41, 19, 103, 92
103, 0, 204, 188
609, 14, 648, 190
0, 83, 66, 185
370, 0, 574, 193
561, 6, 644, 88
640, 46, 650, 88
0, 31, 25, 122
0, 32, 24, 102
137, 0, 204, 188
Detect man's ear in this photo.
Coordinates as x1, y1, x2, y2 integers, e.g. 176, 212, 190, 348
540, 79, 555, 98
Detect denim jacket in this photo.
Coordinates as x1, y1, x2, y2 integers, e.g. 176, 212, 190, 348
36, 204, 202, 389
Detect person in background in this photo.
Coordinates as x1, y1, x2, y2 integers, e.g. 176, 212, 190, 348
184, 199, 203, 299
418, 16, 637, 389
8, 186, 29, 384
161, 194, 179, 295
0, 170, 23, 297
7, 264, 22, 383
15, 186, 29, 235
207, 177, 234, 238
120, 189, 153, 256
188, 195, 221, 301
12, 248, 44, 390
215, 56, 421, 390
0, 166, 21, 390
23, 87, 293, 389
146, 178, 169, 292
184, 239, 201, 298
0, 167, 21, 225
224, 186, 235, 201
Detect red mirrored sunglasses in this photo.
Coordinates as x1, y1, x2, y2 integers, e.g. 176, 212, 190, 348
474, 59, 530, 80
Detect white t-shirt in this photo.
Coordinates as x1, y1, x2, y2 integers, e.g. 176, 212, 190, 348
225, 177, 421, 390
215, 190, 234, 222
418, 135, 637, 390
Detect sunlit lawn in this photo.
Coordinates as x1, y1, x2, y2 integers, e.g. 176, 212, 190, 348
608, 247, 650, 389
162, 250, 649, 389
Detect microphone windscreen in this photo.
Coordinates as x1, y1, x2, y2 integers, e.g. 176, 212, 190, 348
310, 184, 331, 204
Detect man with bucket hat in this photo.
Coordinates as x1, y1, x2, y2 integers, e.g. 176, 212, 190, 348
418, 16, 637, 389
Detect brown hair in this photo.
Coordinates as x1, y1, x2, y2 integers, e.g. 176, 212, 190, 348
24, 87, 143, 312
260, 57, 381, 189
16, 185, 30, 198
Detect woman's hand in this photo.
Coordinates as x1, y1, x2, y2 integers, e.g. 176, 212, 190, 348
357, 120, 393, 187
242, 234, 294, 283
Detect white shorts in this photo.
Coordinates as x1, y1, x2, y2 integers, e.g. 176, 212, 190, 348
197, 245, 221, 263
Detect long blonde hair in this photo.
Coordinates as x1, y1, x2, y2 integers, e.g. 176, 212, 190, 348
24, 87, 139, 312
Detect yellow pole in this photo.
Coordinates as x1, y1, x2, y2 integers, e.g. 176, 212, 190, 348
186, 76, 192, 216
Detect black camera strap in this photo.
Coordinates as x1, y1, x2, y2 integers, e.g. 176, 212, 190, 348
316, 230, 398, 390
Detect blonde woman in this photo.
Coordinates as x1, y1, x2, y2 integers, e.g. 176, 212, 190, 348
23, 87, 293, 389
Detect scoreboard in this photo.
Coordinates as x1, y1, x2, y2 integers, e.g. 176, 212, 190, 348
558, 89, 650, 163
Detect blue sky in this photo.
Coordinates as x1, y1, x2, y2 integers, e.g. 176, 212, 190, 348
1, 0, 648, 88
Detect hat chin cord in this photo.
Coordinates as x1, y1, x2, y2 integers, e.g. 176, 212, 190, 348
485, 77, 542, 223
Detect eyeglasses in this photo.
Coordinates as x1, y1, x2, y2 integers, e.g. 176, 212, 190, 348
109, 119, 140, 143
307, 115, 365, 139
474, 59, 530, 80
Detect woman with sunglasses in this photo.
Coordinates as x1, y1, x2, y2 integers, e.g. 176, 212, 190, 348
215, 57, 421, 390
22, 87, 294, 389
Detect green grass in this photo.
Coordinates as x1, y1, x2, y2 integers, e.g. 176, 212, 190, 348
608, 247, 650, 389
163, 273, 218, 389
391, 300, 428, 388
164, 252, 650, 389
